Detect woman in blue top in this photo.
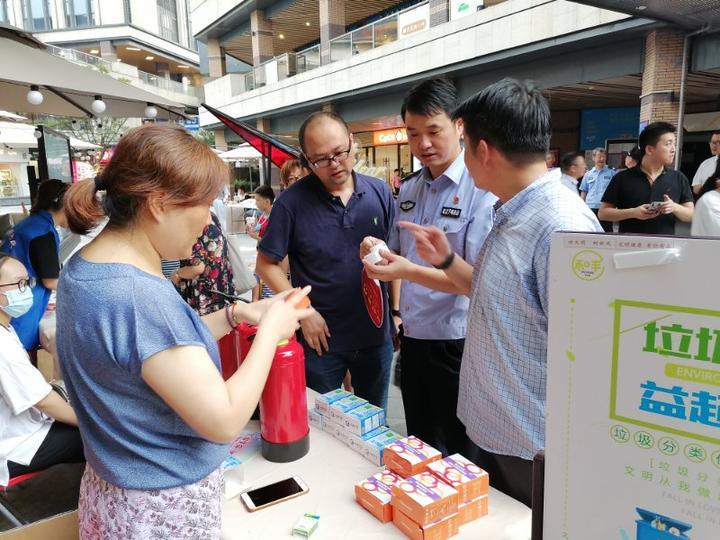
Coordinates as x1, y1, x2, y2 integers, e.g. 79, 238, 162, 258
57, 124, 311, 538
0, 179, 68, 352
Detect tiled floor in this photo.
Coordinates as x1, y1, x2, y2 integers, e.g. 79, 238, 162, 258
1, 233, 407, 531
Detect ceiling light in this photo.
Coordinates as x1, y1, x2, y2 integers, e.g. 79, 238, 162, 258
636, 5, 647, 10
145, 55, 155, 60
26, 85, 44, 105
278, 34, 285, 39
90, 49, 99, 54
305, 21, 310, 26
126, 46, 141, 51
177, 64, 189, 69
144, 103, 158, 119
91, 95, 106, 114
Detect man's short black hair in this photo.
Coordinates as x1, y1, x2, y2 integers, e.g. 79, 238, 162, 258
298, 111, 350, 153
401, 78, 458, 121
560, 152, 583, 172
711, 130, 720, 138
452, 78, 551, 165
638, 122, 676, 156
254, 184, 275, 204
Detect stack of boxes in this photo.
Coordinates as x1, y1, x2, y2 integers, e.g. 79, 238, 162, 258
309, 389, 402, 466
354, 435, 490, 539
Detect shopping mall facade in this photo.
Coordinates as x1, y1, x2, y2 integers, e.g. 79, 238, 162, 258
190, 0, 720, 182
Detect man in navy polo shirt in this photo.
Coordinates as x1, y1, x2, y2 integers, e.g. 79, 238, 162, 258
256, 112, 395, 409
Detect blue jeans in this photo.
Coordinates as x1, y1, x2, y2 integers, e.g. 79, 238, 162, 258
304, 341, 393, 410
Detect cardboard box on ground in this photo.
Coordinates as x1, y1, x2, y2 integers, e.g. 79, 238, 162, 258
0, 511, 78, 539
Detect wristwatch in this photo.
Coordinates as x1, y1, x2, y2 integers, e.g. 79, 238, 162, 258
391, 309, 402, 318
432, 251, 455, 270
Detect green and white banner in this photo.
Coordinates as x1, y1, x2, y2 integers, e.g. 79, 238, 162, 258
544, 233, 719, 539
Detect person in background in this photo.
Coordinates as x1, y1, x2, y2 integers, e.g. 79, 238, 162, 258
247, 185, 276, 301
280, 159, 304, 191
0, 179, 68, 352
361, 78, 496, 457
579, 147, 615, 232
1, 253, 83, 487
399, 78, 601, 507
691, 158, 720, 236
57, 124, 311, 536
391, 168, 402, 195
545, 151, 557, 169
559, 152, 586, 194
246, 185, 275, 242
623, 145, 642, 170
256, 111, 395, 410
691, 131, 720, 195
175, 211, 236, 316
599, 122, 694, 235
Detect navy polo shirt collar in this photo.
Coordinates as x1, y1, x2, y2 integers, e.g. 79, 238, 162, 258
309, 171, 367, 203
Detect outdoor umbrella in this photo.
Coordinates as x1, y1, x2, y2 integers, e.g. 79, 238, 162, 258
0, 24, 186, 119
202, 103, 299, 168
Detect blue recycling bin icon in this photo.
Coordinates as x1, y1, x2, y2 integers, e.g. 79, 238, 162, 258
636, 507, 692, 539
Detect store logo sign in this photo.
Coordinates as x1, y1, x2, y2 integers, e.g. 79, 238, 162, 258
373, 129, 408, 146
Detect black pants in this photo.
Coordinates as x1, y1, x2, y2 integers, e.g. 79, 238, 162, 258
399, 336, 476, 458
463, 441, 534, 508
591, 208, 613, 232
7, 422, 84, 478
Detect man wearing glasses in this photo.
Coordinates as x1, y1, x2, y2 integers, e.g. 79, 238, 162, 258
256, 112, 395, 409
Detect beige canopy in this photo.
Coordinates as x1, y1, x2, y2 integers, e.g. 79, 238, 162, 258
0, 25, 186, 119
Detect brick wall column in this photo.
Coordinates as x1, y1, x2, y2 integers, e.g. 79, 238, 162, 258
319, 0, 345, 65
639, 29, 684, 126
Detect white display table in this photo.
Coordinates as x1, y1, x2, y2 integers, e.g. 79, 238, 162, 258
220, 391, 531, 539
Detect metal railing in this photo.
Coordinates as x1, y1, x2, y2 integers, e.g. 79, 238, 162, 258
46, 44, 202, 98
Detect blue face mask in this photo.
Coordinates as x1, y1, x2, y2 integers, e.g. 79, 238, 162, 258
1, 287, 34, 318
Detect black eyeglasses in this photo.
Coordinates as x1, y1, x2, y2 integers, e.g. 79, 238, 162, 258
0, 277, 36, 292
307, 138, 352, 168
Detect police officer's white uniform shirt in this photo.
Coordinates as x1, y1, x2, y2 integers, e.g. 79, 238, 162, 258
387, 151, 497, 340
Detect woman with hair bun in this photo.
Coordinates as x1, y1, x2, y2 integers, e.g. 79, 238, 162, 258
57, 123, 312, 538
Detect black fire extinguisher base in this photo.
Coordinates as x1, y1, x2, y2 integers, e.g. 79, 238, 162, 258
261, 431, 310, 463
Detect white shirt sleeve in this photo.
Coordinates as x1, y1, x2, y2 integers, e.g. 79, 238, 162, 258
0, 330, 52, 416
692, 157, 717, 186
691, 192, 720, 237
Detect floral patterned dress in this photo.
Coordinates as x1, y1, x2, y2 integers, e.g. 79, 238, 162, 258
176, 213, 236, 316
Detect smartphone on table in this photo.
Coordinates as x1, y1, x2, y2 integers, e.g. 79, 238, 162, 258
240, 476, 309, 512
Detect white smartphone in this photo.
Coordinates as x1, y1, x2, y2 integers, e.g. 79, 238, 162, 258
239, 476, 309, 512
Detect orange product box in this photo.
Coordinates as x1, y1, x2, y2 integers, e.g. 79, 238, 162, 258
458, 495, 489, 526
425, 453, 489, 503
354, 469, 403, 523
383, 436, 442, 477
391, 471, 459, 526
393, 507, 459, 540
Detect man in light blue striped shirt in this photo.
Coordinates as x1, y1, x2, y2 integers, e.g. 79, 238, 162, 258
401, 79, 601, 507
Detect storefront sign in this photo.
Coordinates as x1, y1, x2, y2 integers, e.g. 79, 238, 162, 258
373, 128, 408, 146
580, 106, 640, 150
450, 0, 484, 20
397, 4, 430, 40
544, 233, 720, 539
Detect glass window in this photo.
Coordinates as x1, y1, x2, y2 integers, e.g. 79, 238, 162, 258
0, 0, 8, 24
351, 26, 373, 56
22, 0, 52, 31
157, 0, 179, 43
374, 16, 398, 48
64, 0, 94, 28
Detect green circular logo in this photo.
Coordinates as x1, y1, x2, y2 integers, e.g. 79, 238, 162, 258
572, 250, 605, 281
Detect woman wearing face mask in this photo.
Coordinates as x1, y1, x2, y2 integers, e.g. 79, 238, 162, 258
0, 179, 68, 351
0, 253, 83, 487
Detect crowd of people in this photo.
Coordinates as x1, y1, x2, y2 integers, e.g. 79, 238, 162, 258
0, 74, 719, 537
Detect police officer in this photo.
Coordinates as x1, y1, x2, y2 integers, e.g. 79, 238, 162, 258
360, 78, 496, 456
579, 147, 616, 231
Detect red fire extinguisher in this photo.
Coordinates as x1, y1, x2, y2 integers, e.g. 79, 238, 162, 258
219, 323, 309, 462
